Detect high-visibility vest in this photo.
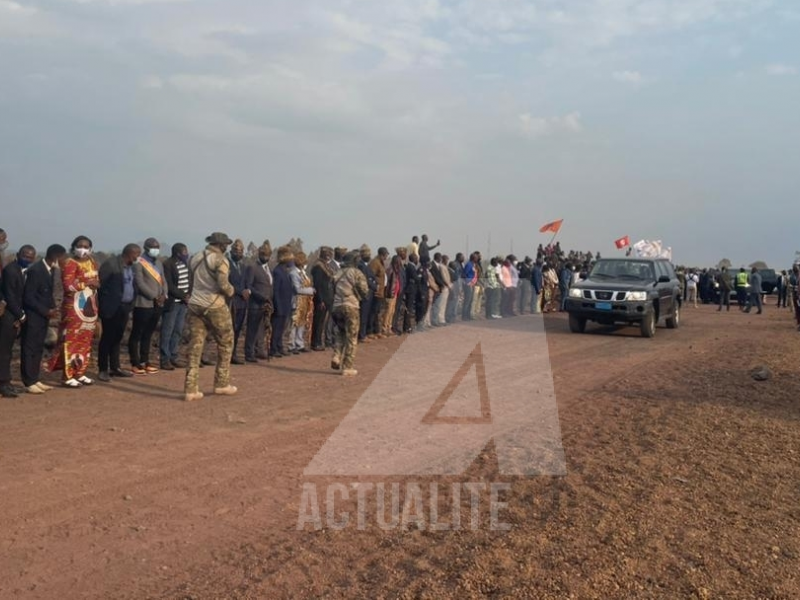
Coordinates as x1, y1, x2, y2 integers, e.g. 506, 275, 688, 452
736, 272, 749, 286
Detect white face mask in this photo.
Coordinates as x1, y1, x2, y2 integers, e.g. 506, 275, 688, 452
0, 242, 8, 252
74, 247, 92, 258
147, 248, 160, 258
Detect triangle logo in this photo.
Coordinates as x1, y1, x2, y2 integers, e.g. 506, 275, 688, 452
422, 343, 492, 425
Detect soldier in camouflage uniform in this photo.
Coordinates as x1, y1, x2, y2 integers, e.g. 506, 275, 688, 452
184, 232, 237, 401
331, 250, 368, 376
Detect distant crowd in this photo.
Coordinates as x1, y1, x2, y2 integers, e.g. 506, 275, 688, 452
675, 265, 799, 321
1, 225, 797, 401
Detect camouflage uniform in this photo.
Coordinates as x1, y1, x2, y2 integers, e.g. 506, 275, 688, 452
185, 241, 235, 395
331, 252, 368, 371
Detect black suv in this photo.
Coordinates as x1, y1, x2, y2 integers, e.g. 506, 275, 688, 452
565, 258, 682, 338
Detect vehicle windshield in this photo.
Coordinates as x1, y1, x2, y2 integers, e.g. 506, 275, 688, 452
590, 260, 655, 281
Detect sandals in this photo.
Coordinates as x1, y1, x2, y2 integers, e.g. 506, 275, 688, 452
78, 376, 94, 386
63, 378, 82, 388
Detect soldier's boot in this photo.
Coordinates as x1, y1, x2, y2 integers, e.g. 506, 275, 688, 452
342, 369, 358, 377
331, 360, 341, 370
185, 391, 204, 402
215, 385, 238, 395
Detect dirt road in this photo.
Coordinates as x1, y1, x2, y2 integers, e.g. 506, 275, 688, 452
1, 306, 798, 599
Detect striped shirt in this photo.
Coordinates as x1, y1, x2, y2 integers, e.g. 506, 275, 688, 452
174, 261, 190, 303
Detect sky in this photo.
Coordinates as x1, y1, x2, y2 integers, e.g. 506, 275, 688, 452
0, 0, 798, 267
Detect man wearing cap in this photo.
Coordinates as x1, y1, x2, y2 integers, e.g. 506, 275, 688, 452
331, 251, 368, 376
270, 245, 295, 358
184, 232, 237, 402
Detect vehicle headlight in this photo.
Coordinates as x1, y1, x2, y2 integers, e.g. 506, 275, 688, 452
625, 291, 647, 301
569, 288, 583, 298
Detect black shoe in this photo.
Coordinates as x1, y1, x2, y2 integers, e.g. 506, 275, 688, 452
245, 356, 258, 363
98, 371, 111, 382
201, 358, 215, 366
160, 362, 176, 371
171, 359, 186, 368
110, 369, 134, 378
1, 384, 19, 398
231, 357, 245, 365
255, 352, 270, 360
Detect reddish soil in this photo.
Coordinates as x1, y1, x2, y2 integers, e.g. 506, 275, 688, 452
1, 305, 799, 599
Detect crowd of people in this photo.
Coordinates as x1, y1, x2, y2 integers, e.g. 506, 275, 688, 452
676, 265, 800, 320
0, 228, 596, 401
1, 226, 797, 401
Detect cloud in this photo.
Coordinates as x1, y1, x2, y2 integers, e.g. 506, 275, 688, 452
766, 64, 797, 76
0, 0, 35, 14
518, 112, 582, 138
612, 70, 644, 84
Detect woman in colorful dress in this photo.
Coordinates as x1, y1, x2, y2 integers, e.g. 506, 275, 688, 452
289, 251, 315, 353
50, 235, 100, 387
542, 264, 559, 313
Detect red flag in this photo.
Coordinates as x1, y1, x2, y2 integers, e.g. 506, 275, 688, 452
614, 235, 630, 249
539, 219, 564, 234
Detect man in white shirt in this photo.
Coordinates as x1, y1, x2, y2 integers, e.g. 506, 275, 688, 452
686, 270, 700, 308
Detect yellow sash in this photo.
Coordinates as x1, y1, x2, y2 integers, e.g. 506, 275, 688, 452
139, 258, 163, 285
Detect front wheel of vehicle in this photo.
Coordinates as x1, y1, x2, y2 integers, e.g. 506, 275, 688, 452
640, 311, 656, 338
666, 301, 680, 329
568, 314, 587, 333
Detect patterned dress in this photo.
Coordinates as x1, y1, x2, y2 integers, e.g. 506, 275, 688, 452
50, 257, 99, 380
293, 266, 315, 347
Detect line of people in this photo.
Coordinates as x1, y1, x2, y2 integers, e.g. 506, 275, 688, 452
0, 226, 601, 400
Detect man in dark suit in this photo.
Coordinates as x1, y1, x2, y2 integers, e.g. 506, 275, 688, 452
356, 245, 377, 342
243, 242, 273, 362
97, 244, 141, 381
310, 246, 334, 351
270, 246, 295, 358
21, 244, 66, 394
0, 244, 36, 397
227, 240, 249, 365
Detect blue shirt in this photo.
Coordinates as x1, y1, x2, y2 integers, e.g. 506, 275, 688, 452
463, 261, 476, 283
122, 265, 135, 303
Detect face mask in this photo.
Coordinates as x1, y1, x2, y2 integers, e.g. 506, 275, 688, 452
17, 257, 32, 269
147, 248, 160, 259
231, 253, 242, 262
0, 242, 8, 252
259, 256, 269, 265
180, 253, 189, 264
74, 247, 91, 258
